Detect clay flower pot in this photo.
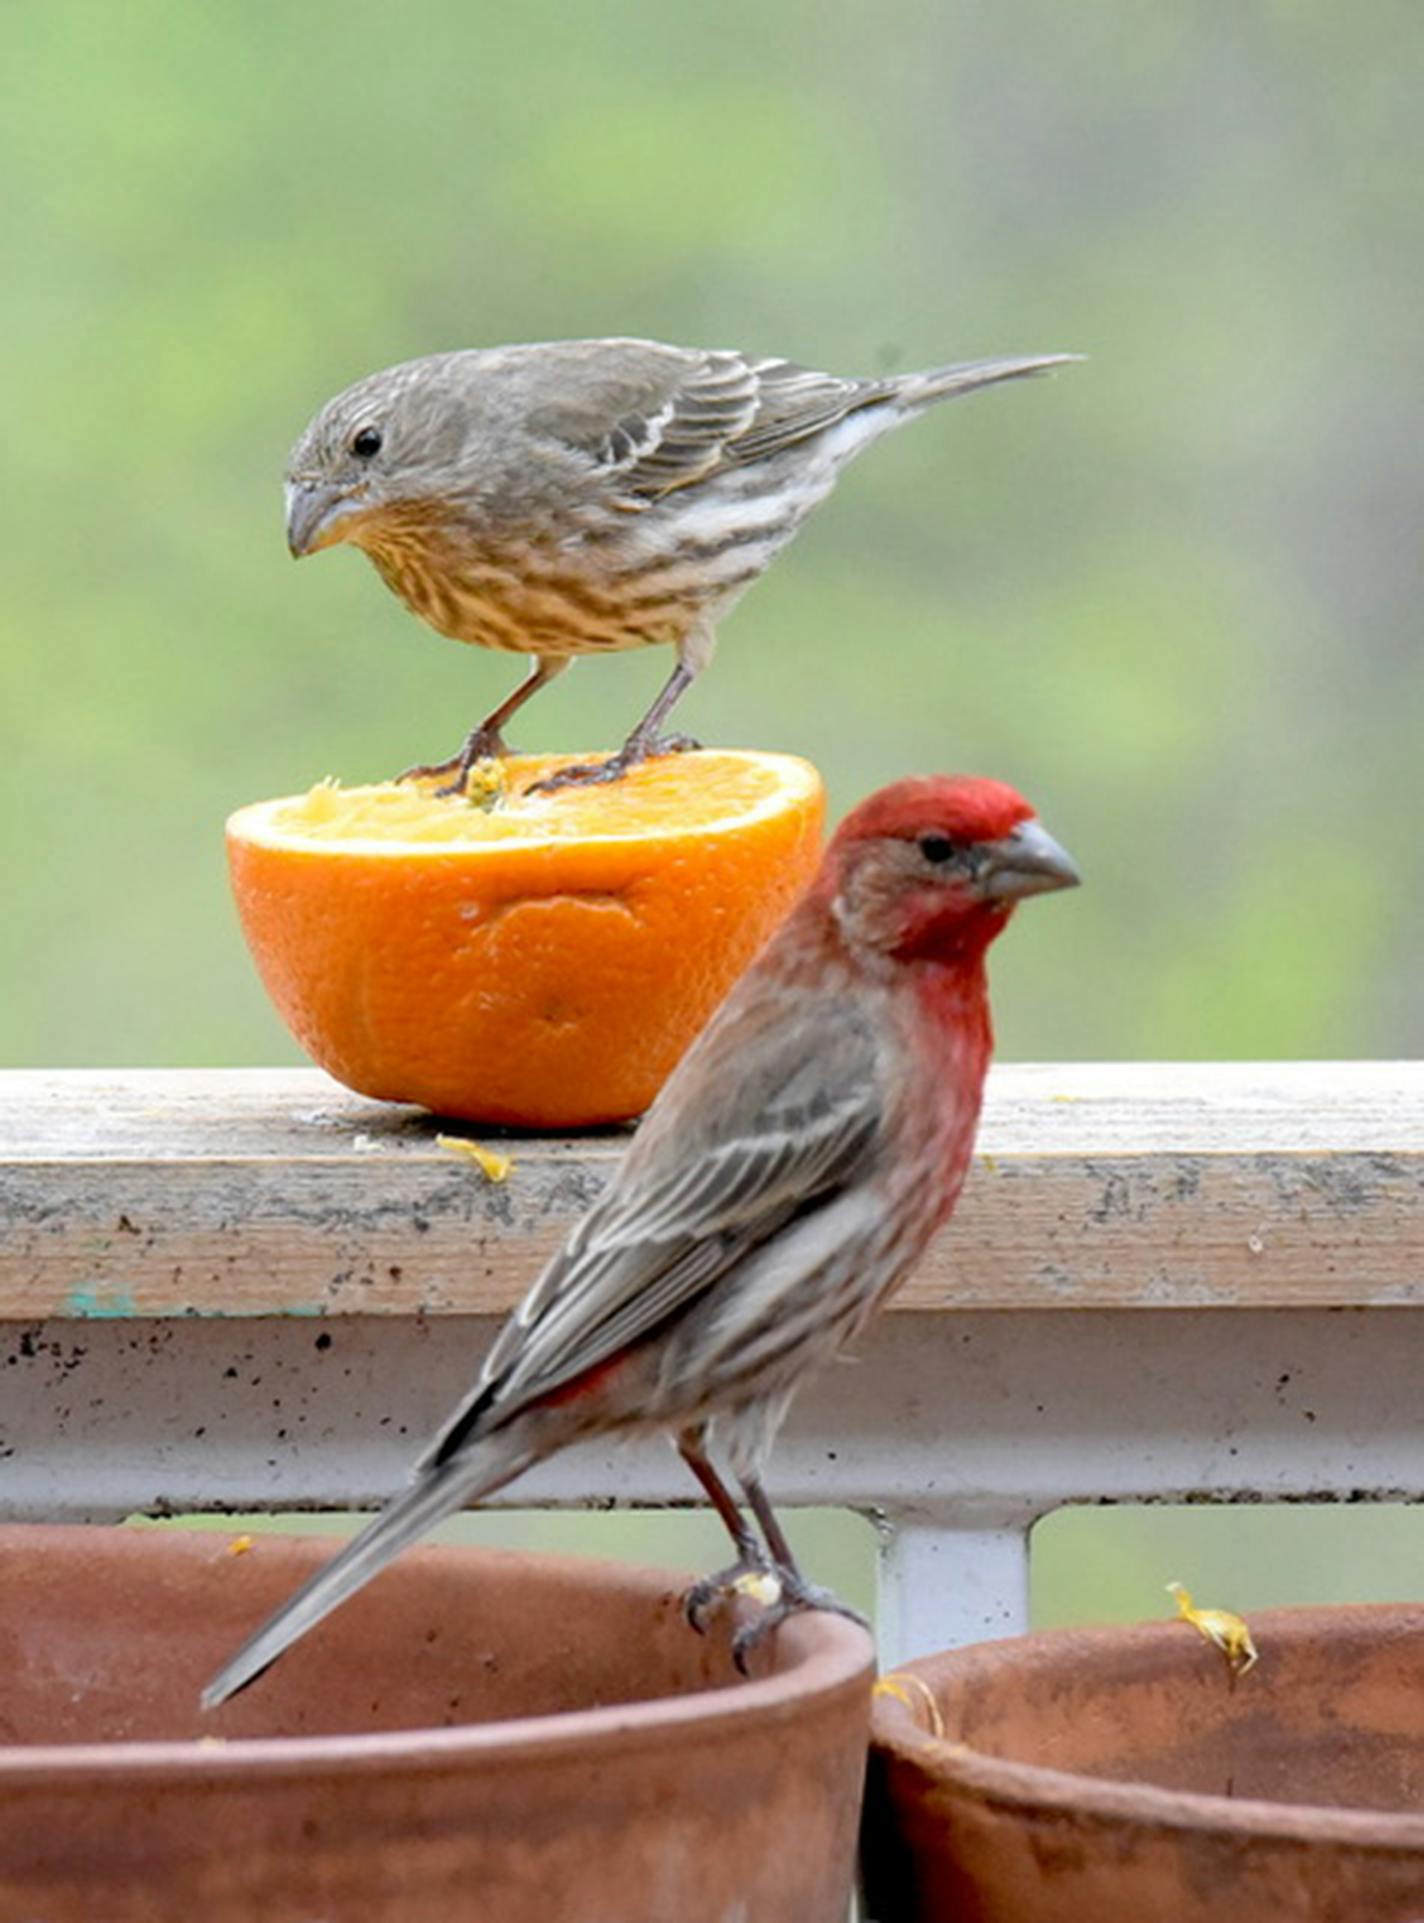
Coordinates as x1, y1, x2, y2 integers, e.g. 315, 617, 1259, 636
864, 1604, 1424, 1922
0, 1524, 873, 1921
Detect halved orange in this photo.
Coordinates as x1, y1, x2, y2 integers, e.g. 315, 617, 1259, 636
227, 751, 825, 1127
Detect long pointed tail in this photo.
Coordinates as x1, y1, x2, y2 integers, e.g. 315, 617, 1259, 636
895, 352, 1082, 409
201, 1435, 532, 1710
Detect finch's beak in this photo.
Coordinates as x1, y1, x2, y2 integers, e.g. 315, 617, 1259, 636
285, 480, 364, 558
979, 819, 1081, 901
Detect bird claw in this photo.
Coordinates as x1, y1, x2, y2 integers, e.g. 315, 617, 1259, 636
687, 1556, 867, 1674
529, 732, 701, 796
730, 1575, 869, 1676
397, 727, 510, 796
683, 1553, 778, 1636
529, 759, 623, 795
397, 755, 461, 785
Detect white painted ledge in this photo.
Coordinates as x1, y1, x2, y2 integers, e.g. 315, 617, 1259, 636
4, 1062, 1422, 1316
2, 1063, 1421, 1660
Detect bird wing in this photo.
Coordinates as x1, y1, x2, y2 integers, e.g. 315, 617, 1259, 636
527, 341, 893, 501
423, 988, 885, 1462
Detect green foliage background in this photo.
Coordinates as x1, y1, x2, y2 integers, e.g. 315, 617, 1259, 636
6, 3, 1422, 1626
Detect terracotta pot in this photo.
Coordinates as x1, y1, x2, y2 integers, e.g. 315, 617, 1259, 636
864, 1604, 1424, 1922
0, 1524, 872, 1921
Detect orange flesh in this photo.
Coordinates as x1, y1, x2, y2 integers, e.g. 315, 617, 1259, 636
227, 751, 825, 1128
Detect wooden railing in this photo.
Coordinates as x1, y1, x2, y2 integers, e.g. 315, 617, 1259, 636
2, 1062, 1421, 1661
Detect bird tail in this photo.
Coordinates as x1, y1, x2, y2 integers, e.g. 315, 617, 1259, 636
201, 1431, 533, 1711
894, 352, 1082, 410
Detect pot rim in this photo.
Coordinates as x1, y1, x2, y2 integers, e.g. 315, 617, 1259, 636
1, 1532, 874, 1785
871, 1602, 1424, 1852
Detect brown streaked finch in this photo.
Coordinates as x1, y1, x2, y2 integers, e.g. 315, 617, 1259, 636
204, 772, 1079, 1708
282, 339, 1078, 793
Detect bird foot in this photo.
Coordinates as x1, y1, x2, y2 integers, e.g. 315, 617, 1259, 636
529, 732, 701, 795
683, 1550, 780, 1636
730, 1573, 869, 1676
398, 726, 510, 797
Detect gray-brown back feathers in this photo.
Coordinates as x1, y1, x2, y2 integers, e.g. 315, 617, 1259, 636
289, 338, 1076, 513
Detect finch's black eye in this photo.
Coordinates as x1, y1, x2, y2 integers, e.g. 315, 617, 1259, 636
918, 834, 958, 866
350, 427, 383, 459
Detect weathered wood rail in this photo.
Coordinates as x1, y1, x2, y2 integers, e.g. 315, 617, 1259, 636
2, 1062, 1422, 1661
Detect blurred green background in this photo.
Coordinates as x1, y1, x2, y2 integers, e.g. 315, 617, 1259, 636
7, 3, 1421, 1628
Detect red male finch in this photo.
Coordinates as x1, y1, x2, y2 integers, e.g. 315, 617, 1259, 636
204, 773, 1078, 1707
282, 338, 1077, 792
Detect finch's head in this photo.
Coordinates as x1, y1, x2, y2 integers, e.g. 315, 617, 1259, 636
283, 354, 482, 558
823, 775, 1079, 963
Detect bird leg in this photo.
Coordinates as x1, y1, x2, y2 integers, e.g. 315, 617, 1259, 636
530, 659, 701, 794
729, 1474, 870, 1673
399, 657, 569, 796
677, 1431, 777, 1634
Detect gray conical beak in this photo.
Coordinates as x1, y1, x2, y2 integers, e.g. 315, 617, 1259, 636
285, 480, 362, 557
980, 819, 1081, 901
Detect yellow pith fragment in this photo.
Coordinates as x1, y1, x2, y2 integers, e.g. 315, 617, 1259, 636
460, 757, 508, 812
226, 1535, 254, 1557
1168, 1580, 1258, 1676
873, 1671, 947, 1737
437, 1134, 513, 1183
730, 1569, 783, 1609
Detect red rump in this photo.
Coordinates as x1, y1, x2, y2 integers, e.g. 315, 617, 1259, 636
534, 1351, 633, 1411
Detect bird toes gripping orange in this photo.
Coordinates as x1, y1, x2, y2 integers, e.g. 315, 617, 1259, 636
227, 750, 825, 1128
